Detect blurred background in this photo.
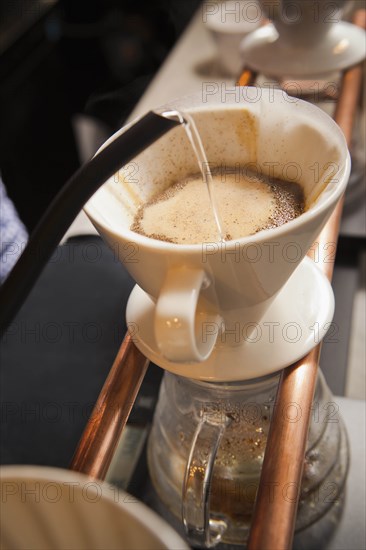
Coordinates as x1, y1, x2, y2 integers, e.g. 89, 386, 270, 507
0, 0, 201, 231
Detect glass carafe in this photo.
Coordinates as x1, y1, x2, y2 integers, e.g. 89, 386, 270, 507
147, 370, 349, 547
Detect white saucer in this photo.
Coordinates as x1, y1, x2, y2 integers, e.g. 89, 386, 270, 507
126, 257, 334, 381
240, 22, 366, 78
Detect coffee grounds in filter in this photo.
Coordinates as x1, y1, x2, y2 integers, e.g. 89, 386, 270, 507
264, 179, 305, 231
131, 169, 305, 244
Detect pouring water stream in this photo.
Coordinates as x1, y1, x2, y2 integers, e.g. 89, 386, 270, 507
158, 109, 226, 242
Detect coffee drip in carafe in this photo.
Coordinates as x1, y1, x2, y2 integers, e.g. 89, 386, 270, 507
148, 371, 349, 547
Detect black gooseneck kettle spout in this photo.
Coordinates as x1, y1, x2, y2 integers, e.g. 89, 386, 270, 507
0, 111, 183, 333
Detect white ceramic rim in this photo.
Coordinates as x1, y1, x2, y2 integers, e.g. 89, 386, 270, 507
84, 87, 351, 253
0, 465, 190, 550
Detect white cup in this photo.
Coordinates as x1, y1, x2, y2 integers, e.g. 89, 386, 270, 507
203, 0, 262, 75
260, 0, 346, 47
0, 465, 189, 550
85, 87, 350, 365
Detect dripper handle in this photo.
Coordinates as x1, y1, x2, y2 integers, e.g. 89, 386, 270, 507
155, 266, 221, 363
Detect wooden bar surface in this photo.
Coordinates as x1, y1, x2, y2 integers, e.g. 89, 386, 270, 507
247, 10, 365, 550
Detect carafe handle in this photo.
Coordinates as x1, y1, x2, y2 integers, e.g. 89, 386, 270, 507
182, 413, 230, 547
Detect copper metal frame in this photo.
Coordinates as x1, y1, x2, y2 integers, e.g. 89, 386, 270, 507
70, 334, 149, 480
70, 10, 365, 549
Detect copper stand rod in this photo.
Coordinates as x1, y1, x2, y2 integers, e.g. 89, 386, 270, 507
70, 334, 149, 480
237, 69, 258, 87
247, 10, 365, 550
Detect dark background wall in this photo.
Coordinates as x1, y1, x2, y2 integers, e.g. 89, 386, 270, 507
0, 0, 201, 231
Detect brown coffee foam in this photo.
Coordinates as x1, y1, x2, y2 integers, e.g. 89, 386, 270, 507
131, 170, 304, 244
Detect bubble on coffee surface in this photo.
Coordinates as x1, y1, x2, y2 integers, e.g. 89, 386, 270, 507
131, 169, 304, 244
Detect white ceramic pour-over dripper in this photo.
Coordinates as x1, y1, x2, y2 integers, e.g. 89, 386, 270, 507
84, 87, 350, 381
240, 0, 366, 78
0, 466, 189, 550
